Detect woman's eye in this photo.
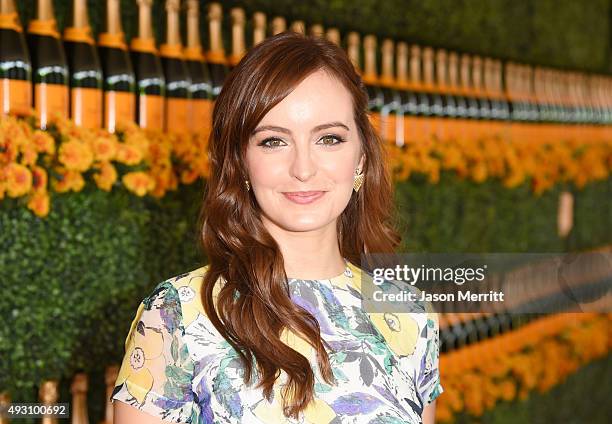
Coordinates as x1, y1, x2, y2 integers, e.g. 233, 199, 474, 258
318, 135, 346, 146
258, 138, 286, 149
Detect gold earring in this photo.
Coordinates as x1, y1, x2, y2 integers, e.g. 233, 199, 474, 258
353, 168, 364, 192
245, 180, 251, 191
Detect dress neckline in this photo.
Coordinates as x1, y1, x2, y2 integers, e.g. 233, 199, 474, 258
287, 257, 355, 282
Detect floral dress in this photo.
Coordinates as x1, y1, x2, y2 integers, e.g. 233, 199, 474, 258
110, 259, 443, 423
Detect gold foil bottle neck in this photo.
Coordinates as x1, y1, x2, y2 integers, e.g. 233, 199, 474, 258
325, 28, 340, 46
346, 32, 360, 72
164, 0, 181, 46
230, 7, 246, 58
309, 24, 324, 38
253, 12, 266, 46
363, 34, 378, 84
136, 0, 153, 41
271, 16, 286, 35
395, 41, 408, 85
105, 0, 123, 35
0, 0, 17, 14
290, 20, 305, 34
381, 38, 394, 83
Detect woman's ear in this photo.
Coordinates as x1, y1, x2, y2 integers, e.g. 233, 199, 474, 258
358, 154, 366, 172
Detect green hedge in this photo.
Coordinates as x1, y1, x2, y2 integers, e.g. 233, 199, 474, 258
14, 0, 611, 74
0, 174, 610, 423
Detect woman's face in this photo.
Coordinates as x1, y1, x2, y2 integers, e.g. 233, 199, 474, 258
245, 69, 365, 234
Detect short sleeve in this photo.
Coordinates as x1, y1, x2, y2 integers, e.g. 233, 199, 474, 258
416, 302, 444, 406
110, 280, 199, 423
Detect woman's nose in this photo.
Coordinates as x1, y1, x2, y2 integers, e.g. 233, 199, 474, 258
289, 144, 317, 182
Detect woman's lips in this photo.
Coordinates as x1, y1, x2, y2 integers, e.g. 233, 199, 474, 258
283, 191, 326, 204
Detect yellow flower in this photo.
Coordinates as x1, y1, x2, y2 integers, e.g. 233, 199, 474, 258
114, 303, 166, 404
31, 166, 48, 192
115, 143, 143, 165
122, 171, 155, 197
92, 161, 117, 192
5, 163, 32, 197
52, 168, 85, 193
368, 312, 419, 356
19, 142, 38, 166
58, 138, 94, 172
27, 190, 50, 217
91, 136, 117, 162
32, 130, 55, 155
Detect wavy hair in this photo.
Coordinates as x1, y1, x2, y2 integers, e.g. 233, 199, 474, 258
197, 31, 401, 419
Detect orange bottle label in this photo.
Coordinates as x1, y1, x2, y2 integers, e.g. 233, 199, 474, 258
190, 99, 213, 132
0, 78, 32, 116
35, 83, 68, 129
165, 97, 190, 134
71, 87, 102, 129
104, 91, 135, 133
137, 94, 164, 130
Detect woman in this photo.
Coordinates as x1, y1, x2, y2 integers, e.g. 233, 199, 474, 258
111, 31, 443, 424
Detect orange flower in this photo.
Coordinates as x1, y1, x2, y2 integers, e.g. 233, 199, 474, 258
122, 171, 155, 196
19, 142, 38, 166
92, 161, 118, 191
31, 166, 48, 192
4, 163, 32, 197
58, 138, 94, 172
27, 190, 50, 217
31, 130, 55, 155
52, 168, 85, 193
91, 136, 118, 162
115, 143, 143, 165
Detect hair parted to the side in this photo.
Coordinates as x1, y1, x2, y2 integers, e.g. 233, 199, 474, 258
197, 31, 402, 419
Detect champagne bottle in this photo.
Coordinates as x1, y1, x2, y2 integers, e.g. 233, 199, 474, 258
130, 0, 165, 130
436, 49, 457, 118
484, 57, 500, 120
98, 0, 135, 133
472, 56, 491, 120
412, 45, 432, 117
460, 54, 480, 120
63, 0, 102, 128
395, 42, 419, 145
27, 0, 69, 129
362, 34, 384, 113
493, 60, 510, 120
505, 62, 521, 121
205, 2, 229, 99
160, 0, 191, 134
524, 66, 540, 122
227, 7, 246, 70
0, 0, 31, 116
448, 52, 467, 118
379, 38, 402, 144
184, 0, 213, 132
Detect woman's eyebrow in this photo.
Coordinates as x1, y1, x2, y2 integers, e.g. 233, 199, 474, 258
251, 121, 349, 135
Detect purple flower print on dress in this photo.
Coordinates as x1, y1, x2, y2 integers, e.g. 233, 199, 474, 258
331, 392, 385, 415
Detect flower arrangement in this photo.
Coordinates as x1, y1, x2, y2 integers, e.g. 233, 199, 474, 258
1, 111, 611, 218
435, 313, 611, 422
385, 135, 612, 195
0, 111, 210, 217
